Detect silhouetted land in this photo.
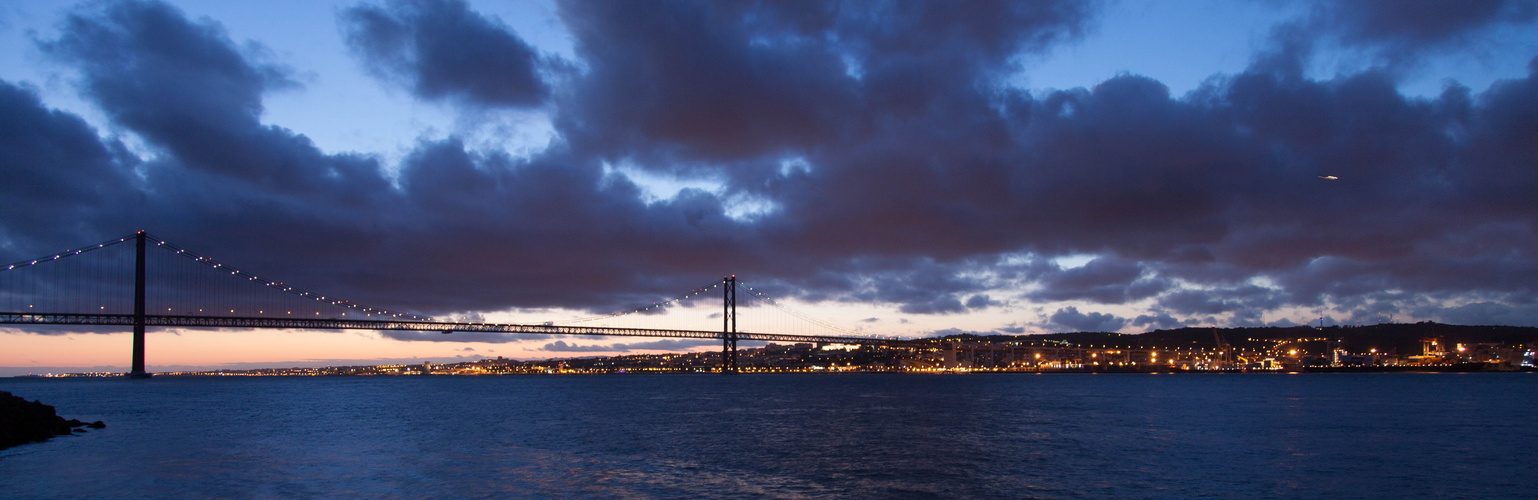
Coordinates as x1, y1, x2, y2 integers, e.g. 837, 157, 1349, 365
0, 391, 104, 449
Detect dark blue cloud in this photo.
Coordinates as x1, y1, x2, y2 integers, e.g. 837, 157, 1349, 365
1158, 286, 1286, 316
37, 0, 373, 193
834, 258, 1000, 315
340, 0, 554, 107
541, 339, 717, 352
1412, 301, 1538, 327
1047, 307, 1126, 333
964, 294, 998, 309
1308, 0, 1538, 59
554, 0, 1095, 162
0, 80, 138, 251
1027, 257, 1169, 304
1131, 313, 1186, 331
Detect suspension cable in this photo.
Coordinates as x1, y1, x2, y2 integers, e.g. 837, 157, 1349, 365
140, 233, 431, 321
737, 279, 863, 337
553, 279, 724, 325
1, 234, 136, 272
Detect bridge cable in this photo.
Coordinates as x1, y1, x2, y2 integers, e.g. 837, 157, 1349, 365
141, 234, 432, 321
736, 280, 864, 337
553, 279, 725, 326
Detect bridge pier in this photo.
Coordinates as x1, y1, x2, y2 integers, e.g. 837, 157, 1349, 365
722, 275, 737, 374
127, 231, 152, 379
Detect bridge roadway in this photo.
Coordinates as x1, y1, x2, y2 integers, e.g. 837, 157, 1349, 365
0, 312, 898, 346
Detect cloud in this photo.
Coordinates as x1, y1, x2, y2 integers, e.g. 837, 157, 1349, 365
37, 0, 355, 191
1157, 286, 1284, 316
553, 0, 1096, 162
1132, 312, 1187, 331
378, 331, 528, 343
340, 0, 555, 108
838, 258, 1000, 315
1028, 257, 1168, 304
541, 338, 717, 352
0, 80, 138, 250
3, 0, 1538, 334
0, 325, 123, 336
1415, 301, 1538, 326
965, 294, 999, 309
1306, 0, 1538, 58
925, 327, 990, 338
1047, 306, 1126, 333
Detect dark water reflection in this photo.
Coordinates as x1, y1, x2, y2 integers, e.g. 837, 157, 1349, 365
3, 373, 1534, 498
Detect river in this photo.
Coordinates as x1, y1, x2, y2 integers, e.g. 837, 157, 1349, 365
2, 373, 1534, 498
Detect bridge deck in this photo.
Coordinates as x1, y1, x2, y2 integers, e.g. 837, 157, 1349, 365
0, 312, 899, 346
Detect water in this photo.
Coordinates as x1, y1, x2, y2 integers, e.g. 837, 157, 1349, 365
2, 373, 1534, 498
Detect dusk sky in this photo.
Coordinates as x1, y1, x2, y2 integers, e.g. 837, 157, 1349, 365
3, 0, 1538, 373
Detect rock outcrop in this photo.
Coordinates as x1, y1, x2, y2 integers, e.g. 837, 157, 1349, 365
0, 391, 102, 449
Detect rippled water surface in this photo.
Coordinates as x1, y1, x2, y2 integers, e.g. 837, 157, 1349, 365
3, 373, 1535, 498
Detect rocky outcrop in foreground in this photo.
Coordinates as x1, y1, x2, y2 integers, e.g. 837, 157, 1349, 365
0, 391, 104, 450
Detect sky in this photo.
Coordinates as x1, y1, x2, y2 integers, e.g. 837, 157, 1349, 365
3, 0, 1538, 374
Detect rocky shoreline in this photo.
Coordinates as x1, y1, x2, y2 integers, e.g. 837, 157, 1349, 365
0, 391, 104, 450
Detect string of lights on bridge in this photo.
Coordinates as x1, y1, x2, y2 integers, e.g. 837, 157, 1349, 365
1, 235, 130, 271
145, 234, 431, 321
2, 232, 431, 321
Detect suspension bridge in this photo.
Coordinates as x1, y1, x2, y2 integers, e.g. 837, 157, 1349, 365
2, 231, 906, 377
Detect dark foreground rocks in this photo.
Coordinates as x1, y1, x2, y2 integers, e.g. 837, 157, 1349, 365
1, 391, 104, 450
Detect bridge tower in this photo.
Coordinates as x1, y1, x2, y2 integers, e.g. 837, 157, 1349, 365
722, 275, 738, 373
127, 231, 151, 379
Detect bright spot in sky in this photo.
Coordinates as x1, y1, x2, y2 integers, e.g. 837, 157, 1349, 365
1052, 254, 1099, 270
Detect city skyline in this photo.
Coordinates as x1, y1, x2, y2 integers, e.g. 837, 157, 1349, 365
4, 0, 1538, 372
